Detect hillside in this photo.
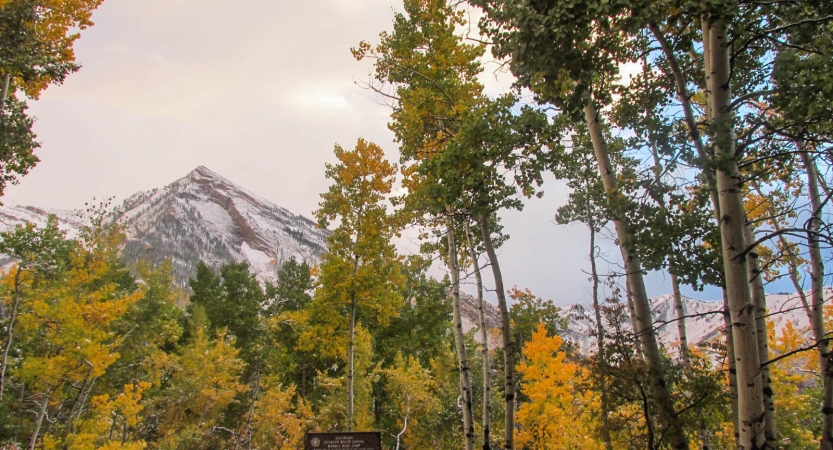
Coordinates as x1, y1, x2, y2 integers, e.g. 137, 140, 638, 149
0, 166, 328, 287
0, 166, 823, 353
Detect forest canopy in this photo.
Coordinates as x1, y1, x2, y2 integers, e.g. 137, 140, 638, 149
2, 0, 833, 449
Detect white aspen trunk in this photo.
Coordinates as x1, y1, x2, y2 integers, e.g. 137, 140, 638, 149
743, 223, 776, 443
696, 23, 742, 444
347, 299, 356, 432
705, 19, 766, 449
0, 74, 9, 114
347, 256, 359, 432
721, 289, 740, 445
447, 217, 475, 450
28, 390, 50, 450
583, 97, 689, 449
798, 148, 833, 450
477, 213, 514, 450
464, 221, 491, 450
648, 23, 707, 161
0, 268, 22, 403
625, 279, 644, 359
589, 223, 613, 450
671, 275, 691, 363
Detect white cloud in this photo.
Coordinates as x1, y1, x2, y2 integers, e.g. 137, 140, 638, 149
292, 90, 351, 112
2, 0, 711, 306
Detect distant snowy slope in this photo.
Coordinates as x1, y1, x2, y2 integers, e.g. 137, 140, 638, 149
0, 166, 825, 351
0, 206, 86, 239
563, 290, 827, 355
0, 166, 328, 287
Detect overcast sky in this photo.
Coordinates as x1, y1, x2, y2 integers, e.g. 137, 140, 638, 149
4, 0, 730, 305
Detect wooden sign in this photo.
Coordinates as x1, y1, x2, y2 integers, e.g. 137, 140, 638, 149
305, 432, 382, 450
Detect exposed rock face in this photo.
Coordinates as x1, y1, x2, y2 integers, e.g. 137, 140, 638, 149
0, 166, 822, 353
459, 292, 503, 349
0, 166, 328, 287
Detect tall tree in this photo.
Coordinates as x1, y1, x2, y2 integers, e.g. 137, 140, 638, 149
10, 218, 142, 447
313, 138, 403, 432
463, 221, 492, 449
353, 2, 485, 446
471, 1, 702, 447
0, 0, 106, 196
515, 324, 604, 449
354, 4, 554, 446
0, 216, 71, 403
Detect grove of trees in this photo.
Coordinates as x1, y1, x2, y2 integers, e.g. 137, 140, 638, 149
2, 0, 833, 448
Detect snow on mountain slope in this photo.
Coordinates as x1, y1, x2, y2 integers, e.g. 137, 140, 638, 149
0, 166, 825, 352
461, 287, 827, 355
562, 289, 829, 355
0, 166, 328, 287
0, 206, 86, 239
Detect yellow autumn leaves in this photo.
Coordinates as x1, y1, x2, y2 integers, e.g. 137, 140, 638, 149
515, 324, 604, 449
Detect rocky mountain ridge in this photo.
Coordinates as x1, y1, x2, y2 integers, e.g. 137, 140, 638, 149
0, 166, 822, 353
0, 166, 328, 287
461, 289, 825, 354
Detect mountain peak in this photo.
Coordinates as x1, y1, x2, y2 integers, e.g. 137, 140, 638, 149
184, 165, 230, 184
0, 166, 328, 287
190, 165, 218, 177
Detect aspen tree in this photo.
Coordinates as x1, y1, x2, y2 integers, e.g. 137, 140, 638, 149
353, 3, 502, 447
314, 138, 402, 431
464, 221, 492, 449
0, 0, 108, 194
0, 217, 70, 403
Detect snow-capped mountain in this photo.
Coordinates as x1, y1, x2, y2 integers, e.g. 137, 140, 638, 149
0, 165, 823, 353
563, 290, 829, 355
0, 166, 328, 287
459, 287, 826, 355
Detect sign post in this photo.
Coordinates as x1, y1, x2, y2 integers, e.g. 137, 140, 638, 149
305, 432, 382, 450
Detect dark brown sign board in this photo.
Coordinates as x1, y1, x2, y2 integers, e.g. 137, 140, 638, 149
305, 432, 382, 450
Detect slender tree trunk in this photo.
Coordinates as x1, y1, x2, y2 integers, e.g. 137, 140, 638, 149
649, 25, 739, 446
347, 297, 357, 431
477, 213, 514, 450
646, 135, 694, 368
780, 236, 812, 320
464, 221, 491, 450
744, 223, 776, 443
750, 181, 812, 320
625, 279, 644, 360
447, 217, 475, 450
705, 19, 766, 449
671, 275, 690, 362
672, 272, 712, 450
0, 74, 9, 114
589, 223, 613, 450
697, 22, 742, 443
29, 390, 50, 450
648, 23, 708, 164
246, 367, 262, 450
722, 289, 740, 444
395, 399, 410, 450
0, 268, 23, 403
347, 255, 360, 432
583, 97, 689, 449
798, 148, 833, 450
64, 360, 96, 444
